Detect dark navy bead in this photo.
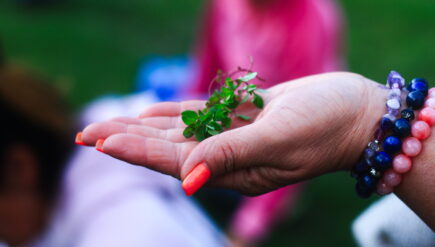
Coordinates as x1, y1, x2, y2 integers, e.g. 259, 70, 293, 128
406, 91, 425, 110
383, 136, 402, 154
408, 81, 428, 97
401, 108, 415, 121
354, 160, 370, 174
360, 174, 377, 190
381, 117, 393, 131
355, 181, 373, 198
373, 151, 392, 171
411, 77, 428, 86
393, 118, 411, 137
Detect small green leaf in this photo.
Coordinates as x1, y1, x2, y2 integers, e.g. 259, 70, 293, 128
236, 114, 251, 120
182, 110, 198, 125
241, 94, 250, 104
225, 78, 236, 89
194, 126, 207, 141
207, 129, 221, 136
252, 93, 264, 109
246, 84, 257, 94
183, 125, 195, 138
221, 117, 232, 129
237, 72, 257, 82
255, 89, 268, 94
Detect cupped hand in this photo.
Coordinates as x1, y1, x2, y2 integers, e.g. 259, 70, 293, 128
79, 72, 386, 195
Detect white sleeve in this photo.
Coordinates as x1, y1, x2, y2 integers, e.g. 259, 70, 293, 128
75, 190, 213, 247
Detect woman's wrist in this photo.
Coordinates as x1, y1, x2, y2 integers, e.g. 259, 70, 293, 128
340, 77, 389, 171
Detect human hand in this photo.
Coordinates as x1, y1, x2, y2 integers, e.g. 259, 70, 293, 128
78, 72, 386, 195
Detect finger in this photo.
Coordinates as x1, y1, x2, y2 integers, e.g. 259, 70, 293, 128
140, 116, 185, 129
180, 120, 272, 180
82, 121, 195, 144
139, 100, 206, 118
99, 133, 197, 177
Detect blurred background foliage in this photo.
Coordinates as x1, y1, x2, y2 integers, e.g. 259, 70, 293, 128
0, 0, 433, 246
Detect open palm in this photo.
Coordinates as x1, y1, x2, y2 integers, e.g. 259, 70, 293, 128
80, 72, 385, 195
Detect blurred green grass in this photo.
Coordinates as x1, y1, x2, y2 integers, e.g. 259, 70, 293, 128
0, 0, 433, 246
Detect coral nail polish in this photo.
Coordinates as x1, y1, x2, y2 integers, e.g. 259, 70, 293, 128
75, 132, 86, 146
95, 139, 105, 153
182, 163, 211, 196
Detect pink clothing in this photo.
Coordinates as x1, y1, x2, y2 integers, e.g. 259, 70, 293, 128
192, 0, 343, 244
192, 0, 342, 93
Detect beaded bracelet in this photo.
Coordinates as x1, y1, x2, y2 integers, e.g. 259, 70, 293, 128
377, 86, 435, 194
352, 72, 433, 198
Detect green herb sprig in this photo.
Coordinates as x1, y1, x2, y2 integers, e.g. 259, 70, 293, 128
182, 71, 266, 141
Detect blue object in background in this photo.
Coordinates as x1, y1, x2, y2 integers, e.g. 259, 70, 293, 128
136, 56, 197, 101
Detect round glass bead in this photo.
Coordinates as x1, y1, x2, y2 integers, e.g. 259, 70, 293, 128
393, 154, 412, 174
419, 107, 435, 126
411, 121, 431, 140
359, 174, 378, 190
408, 81, 428, 97
373, 151, 392, 171
377, 181, 393, 195
368, 140, 381, 151
406, 91, 425, 110
364, 148, 376, 159
393, 118, 411, 137
383, 136, 402, 154
383, 113, 396, 122
381, 117, 393, 131
402, 137, 422, 157
411, 77, 428, 86
354, 160, 370, 174
383, 169, 402, 187
356, 182, 373, 198
400, 108, 415, 121
369, 168, 381, 178
425, 98, 435, 109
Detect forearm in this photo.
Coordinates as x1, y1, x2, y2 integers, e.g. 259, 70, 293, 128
395, 132, 435, 230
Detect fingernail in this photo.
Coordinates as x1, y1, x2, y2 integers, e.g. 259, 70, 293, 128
75, 132, 86, 146
95, 139, 105, 153
182, 163, 211, 196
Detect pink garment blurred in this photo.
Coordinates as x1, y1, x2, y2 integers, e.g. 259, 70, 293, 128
192, 0, 343, 244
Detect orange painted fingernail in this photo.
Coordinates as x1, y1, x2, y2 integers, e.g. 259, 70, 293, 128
95, 139, 105, 153
75, 132, 86, 146
182, 163, 211, 196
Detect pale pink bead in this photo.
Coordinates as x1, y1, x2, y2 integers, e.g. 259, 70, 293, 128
383, 169, 402, 187
429, 91, 435, 98
393, 154, 412, 174
419, 107, 435, 126
402, 137, 422, 157
411, 121, 431, 140
377, 181, 394, 195
429, 87, 435, 94
424, 98, 435, 109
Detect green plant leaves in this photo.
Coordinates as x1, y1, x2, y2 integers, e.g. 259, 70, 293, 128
181, 110, 198, 125
181, 71, 264, 141
252, 93, 264, 109
236, 114, 251, 120
237, 72, 257, 82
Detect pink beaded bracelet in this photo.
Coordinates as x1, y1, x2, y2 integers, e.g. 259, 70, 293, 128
377, 87, 435, 195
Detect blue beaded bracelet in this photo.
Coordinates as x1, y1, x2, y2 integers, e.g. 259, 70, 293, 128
351, 71, 429, 198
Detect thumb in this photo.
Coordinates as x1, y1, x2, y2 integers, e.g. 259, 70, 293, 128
180, 121, 269, 195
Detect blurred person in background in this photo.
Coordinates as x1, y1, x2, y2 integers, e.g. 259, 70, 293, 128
0, 48, 228, 246
191, 0, 342, 245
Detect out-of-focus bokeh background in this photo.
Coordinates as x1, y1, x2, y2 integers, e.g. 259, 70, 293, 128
0, 0, 433, 246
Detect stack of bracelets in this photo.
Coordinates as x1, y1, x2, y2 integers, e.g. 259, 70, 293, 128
352, 71, 435, 198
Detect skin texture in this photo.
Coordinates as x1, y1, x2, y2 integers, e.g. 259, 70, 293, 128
80, 72, 434, 229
